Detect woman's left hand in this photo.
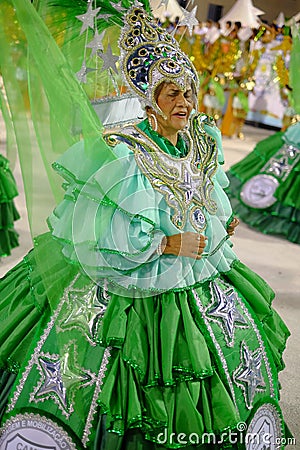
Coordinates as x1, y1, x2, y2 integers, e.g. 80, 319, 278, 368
227, 217, 239, 236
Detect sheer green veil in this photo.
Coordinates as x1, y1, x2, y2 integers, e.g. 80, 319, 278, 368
0, 0, 150, 237
290, 23, 300, 115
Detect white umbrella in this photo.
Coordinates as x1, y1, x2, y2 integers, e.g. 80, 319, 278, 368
219, 0, 265, 28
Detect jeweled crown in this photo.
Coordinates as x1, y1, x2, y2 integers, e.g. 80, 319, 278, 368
119, 6, 199, 114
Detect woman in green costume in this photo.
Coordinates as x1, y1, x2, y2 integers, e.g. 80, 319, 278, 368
0, 4, 291, 450
226, 25, 300, 245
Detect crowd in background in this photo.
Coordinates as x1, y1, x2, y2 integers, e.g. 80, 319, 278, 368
157, 14, 298, 138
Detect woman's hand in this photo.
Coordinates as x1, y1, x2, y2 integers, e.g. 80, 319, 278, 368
227, 217, 239, 236
162, 232, 208, 259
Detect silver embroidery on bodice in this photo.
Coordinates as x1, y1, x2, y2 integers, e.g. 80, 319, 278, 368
105, 114, 218, 232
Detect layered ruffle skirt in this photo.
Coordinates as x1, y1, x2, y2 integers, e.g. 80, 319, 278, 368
0, 233, 290, 449
226, 130, 300, 244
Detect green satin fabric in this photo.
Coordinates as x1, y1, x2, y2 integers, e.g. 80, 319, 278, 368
0, 370, 16, 422
0, 154, 19, 256
0, 233, 77, 371
229, 132, 285, 182
96, 259, 289, 439
0, 233, 289, 447
137, 119, 188, 158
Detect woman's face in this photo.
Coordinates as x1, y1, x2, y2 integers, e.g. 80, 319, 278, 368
154, 82, 194, 137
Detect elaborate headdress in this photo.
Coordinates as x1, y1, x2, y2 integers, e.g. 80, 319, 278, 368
119, 6, 199, 115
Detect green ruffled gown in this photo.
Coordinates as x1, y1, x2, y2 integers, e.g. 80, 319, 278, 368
0, 118, 290, 449
226, 121, 300, 244
0, 154, 19, 257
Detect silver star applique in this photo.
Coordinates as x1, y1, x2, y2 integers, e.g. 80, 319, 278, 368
87, 30, 106, 56
35, 357, 67, 410
58, 285, 107, 345
207, 282, 248, 347
178, 6, 199, 36
98, 44, 119, 74
76, 3, 101, 35
233, 342, 266, 409
60, 343, 95, 395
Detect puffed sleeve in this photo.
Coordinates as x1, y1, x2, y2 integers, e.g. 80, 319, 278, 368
48, 140, 166, 294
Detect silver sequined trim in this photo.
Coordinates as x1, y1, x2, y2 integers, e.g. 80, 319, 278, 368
192, 288, 238, 410
6, 274, 77, 412
82, 347, 112, 447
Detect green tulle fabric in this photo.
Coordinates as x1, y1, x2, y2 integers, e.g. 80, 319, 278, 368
0, 154, 20, 256
290, 25, 300, 114
0, 0, 119, 238
226, 124, 300, 244
43, 114, 237, 296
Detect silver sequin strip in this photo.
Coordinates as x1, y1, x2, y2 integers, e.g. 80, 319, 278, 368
82, 346, 112, 447
192, 289, 238, 411
7, 275, 80, 412
236, 295, 275, 399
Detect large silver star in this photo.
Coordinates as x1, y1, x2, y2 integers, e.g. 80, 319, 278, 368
35, 357, 67, 409
61, 343, 95, 396
233, 342, 266, 409
207, 282, 248, 346
178, 6, 199, 36
76, 3, 101, 35
58, 285, 107, 345
99, 44, 119, 74
86, 30, 106, 56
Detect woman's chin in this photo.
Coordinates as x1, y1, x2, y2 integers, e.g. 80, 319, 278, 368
172, 118, 188, 130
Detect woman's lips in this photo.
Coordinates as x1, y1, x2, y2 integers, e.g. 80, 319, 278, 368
173, 112, 187, 117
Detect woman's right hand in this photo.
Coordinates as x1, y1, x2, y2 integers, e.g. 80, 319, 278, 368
162, 232, 208, 260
